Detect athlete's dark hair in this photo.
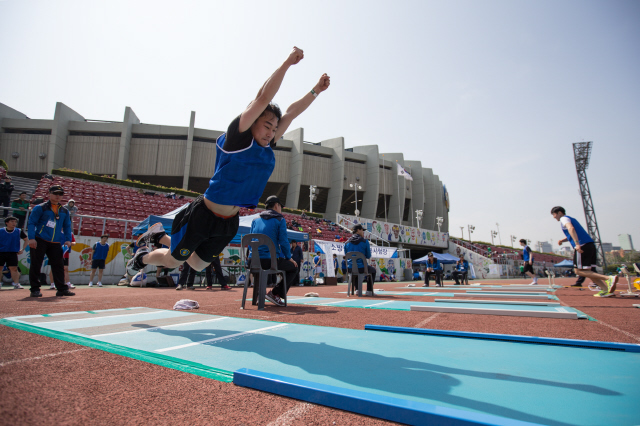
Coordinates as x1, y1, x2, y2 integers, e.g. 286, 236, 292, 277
519, 239, 527, 244
260, 103, 282, 122
550, 206, 566, 215
4, 216, 17, 224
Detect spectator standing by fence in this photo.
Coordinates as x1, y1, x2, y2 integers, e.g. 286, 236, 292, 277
0, 176, 14, 218
66, 199, 78, 218
89, 235, 109, 287
11, 192, 30, 229
27, 185, 74, 297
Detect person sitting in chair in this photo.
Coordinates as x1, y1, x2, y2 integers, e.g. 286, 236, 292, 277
344, 224, 376, 296
423, 252, 443, 287
452, 254, 469, 285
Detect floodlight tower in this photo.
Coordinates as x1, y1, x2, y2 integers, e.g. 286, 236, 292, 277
573, 142, 606, 269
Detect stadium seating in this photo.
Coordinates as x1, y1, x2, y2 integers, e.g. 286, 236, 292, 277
32, 176, 190, 238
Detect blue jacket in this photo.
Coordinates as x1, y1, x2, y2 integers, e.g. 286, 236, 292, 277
426, 258, 442, 271
456, 260, 469, 272
344, 234, 371, 270
249, 210, 292, 260
27, 201, 72, 244
291, 245, 303, 263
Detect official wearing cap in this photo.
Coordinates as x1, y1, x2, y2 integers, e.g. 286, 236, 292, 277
248, 195, 298, 306
27, 184, 74, 297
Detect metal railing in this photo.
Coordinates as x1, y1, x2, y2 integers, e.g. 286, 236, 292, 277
334, 214, 390, 247
0, 206, 140, 240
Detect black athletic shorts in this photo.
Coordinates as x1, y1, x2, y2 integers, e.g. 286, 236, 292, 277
0, 252, 18, 267
523, 263, 534, 274
91, 259, 106, 270
573, 242, 597, 269
170, 195, 240, 263
63, 257, 69, 267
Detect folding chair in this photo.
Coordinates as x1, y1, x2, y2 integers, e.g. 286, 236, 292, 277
344, 251, 372, 297
241, 234, 288, 310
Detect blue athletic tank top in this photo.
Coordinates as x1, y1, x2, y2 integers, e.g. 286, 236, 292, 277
93, 243, 109, 260
561, 216, 594, 247
523, 246, 533, 261
204, 133, 275, 208
0, 228, 21, 252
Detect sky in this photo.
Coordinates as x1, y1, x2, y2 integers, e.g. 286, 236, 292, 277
1, 0, 638, 250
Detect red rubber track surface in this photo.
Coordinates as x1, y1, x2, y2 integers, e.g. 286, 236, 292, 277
1, 277, 639, 425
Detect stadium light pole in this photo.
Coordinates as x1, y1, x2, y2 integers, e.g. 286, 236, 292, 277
349, 178, 362, 217
491, 230, 498, 245
309, 185, 317, 213
415, 209, 423, 229
467, 225, 475, 242
460, 226, 464, 239
436, 217, 443, 232
496, 223, 502, 245
510, 235, 516, 247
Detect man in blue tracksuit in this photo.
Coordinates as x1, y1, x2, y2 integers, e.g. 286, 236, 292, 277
452, 254, 469, 285
344, 224, 376, 295
27, 184, 74, 297
519, 239, 538, 285
249, 195, 298, 306
423, 252, 443, 287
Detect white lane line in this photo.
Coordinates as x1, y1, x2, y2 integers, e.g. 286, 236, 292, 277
414, 313, 441, 328
91, 317, 228, 337
156, 324, 288, 352
267, 402, 315, 426
366, 301, 394, 308
317, 299, 358, 306
0, 348, 90, 367
26, 310, 162, 325
597, 319, 640, 343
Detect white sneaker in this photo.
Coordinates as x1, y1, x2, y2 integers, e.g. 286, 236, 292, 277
13, 283, 24, 289
97, 282, 103, 287
67, 282, 76, 289
365, 291, 373, 296
88, 282, 93, 287
50, 283, 56, 290
528, 281, 537, 285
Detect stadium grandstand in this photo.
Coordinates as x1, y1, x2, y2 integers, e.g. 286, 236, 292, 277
1, 101, 568, 282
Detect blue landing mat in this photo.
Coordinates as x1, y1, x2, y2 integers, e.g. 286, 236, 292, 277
3, 308, 639, 425
285, 296, 589, 319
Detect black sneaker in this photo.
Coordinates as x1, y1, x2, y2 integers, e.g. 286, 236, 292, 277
56, 290, 75, 297
126, 247, 149, 274
30, 290, 43, 297
186, 286, 195, 291
570, 284, 583, 287
136, 223, 166, 247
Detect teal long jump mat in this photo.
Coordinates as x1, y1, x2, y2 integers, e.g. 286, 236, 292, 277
3, 308, 639, 425
284, 296, 589, 319
373, 290, 559, 300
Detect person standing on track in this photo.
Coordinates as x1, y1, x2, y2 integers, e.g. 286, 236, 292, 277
551, 206, 617, 297
89, 235, 109, 287
27, 184, 74, 297
519, 239, 538, 285
0, 216, 28, 290
127, 47, 330, 277
291, 241, 303, 286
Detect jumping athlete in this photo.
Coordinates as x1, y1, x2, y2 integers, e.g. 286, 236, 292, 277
519, 239, 538, 285
551, 206, 617, 297
128, 47, 330, 274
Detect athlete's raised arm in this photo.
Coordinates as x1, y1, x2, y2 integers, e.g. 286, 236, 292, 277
274, 73, 331, 142
238, 47, 304, 133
